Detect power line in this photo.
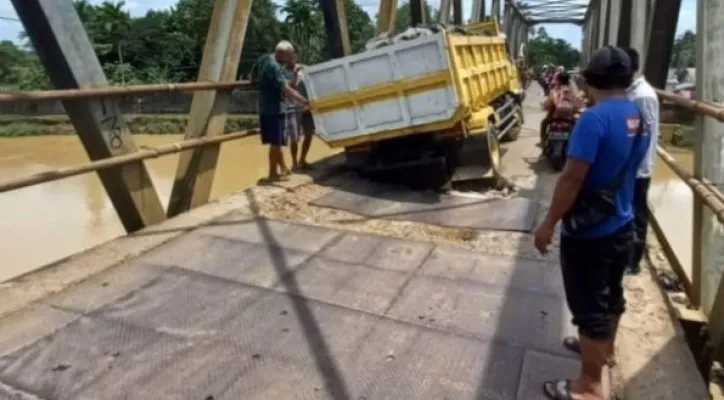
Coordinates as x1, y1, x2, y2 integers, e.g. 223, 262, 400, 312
0, 16, 20, 22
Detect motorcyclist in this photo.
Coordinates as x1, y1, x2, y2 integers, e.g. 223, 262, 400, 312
539, 71, 581, 146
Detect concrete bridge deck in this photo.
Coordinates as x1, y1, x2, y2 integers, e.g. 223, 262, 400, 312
0, 98, 710, 400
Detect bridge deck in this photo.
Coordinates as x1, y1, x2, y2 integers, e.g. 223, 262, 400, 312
0, 213, 581, 400
0, 93, 710, 400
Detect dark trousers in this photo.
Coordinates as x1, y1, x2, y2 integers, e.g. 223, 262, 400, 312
539, 113, 551, 144
631, 177, 651, 270
560, 222, 635, 339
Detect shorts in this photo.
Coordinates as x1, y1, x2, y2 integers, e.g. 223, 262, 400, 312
259, 113, 286, 147
300, 111, 315, 135
285, 111, 300, 144
560, 221, 635, 340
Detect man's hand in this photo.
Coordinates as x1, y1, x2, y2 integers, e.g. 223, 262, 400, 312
533, 222, 556, 255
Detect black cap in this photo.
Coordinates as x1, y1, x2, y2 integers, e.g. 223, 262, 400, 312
585, 45, 631, 76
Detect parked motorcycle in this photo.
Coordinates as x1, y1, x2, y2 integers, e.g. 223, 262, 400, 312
544, 118, 576, 171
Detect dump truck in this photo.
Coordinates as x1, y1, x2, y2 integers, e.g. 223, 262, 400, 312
304, 19, 525, 187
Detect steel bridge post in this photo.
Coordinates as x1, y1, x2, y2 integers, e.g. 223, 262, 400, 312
629, 0, 647, 67
616, 0, 632, 47
588, 0, 600, 55
503, 3, 513, 57
694, 0, 724, 356
581, 14, 591, 65
471, 0, 486, 23
642, 0, 681, 89
167, 0, 252, 217
439, 0, 452, 25
606, 0, 620, 46
452, 0, 463, 25
491, 0, 501, 21
321, 0, 351, 58
10, 0, 166, 233
410, 0, 426, 26
597, 0, 608, 47
376, 0, 397, 34
517, 21, 529, 61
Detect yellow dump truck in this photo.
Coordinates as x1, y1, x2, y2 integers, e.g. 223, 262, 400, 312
304, 20, 524, 187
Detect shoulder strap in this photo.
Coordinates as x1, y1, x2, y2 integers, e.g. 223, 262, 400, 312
608, 113, 645, 191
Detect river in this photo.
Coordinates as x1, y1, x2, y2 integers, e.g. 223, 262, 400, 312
0, 134, 338, 282
0, 135, 694, 283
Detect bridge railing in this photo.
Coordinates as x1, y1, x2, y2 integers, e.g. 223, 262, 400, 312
0, 80, 260, 196
649, 88, 724, 377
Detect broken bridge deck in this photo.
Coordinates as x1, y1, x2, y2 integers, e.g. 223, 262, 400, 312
0, 209, 589, 400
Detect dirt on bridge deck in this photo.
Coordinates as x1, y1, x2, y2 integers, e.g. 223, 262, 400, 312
0, 92, 710, 400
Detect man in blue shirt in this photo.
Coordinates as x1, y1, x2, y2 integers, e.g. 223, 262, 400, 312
256, 41, 308, 182
534, 46, 650, 400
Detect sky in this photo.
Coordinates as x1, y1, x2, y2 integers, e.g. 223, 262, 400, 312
0, 0, 697, 49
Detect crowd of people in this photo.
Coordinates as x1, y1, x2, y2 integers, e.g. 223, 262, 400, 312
533, 45, 659, 400
253, 39, 661, 400
253, 40, 316, 183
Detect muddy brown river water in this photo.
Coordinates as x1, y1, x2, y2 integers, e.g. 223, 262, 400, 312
0, 135, 693, 283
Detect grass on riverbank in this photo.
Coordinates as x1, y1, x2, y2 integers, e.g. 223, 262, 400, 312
0, 114, 259, 136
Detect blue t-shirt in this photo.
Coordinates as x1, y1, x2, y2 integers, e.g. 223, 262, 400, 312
563, 98, 651, 239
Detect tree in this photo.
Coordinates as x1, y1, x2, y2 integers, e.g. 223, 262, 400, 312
526, 27, 580, 70
671, 30, 696, 69
394, 1, 435, 31
6, 0, 377, 88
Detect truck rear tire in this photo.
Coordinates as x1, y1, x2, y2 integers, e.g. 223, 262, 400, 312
500, 106, 523, 143
486, 123, 501, 173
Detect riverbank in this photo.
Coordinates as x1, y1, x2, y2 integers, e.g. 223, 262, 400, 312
0, 114, 259, 136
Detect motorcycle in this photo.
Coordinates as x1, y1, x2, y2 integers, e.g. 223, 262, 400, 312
544, 117, 576, 171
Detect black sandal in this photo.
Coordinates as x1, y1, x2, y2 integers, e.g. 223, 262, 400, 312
543, 379, 572, 400
562, 336, 581, 354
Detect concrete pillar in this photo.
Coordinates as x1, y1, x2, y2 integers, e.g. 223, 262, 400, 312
693, 0, 724, 321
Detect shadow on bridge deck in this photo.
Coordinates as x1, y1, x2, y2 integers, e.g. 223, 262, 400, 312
0, 88, 709, 400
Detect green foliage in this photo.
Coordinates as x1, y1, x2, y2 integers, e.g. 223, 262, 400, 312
394, 1, 436, 31
671, 30, 696, 69
527, 27, 581, 71
1, 0, 380, 89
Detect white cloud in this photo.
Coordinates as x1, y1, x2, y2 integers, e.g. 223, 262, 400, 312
0, 0, 699, 50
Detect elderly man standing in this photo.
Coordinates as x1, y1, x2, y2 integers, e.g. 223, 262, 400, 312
256, 40, 308, 182
623, 47, 660, 275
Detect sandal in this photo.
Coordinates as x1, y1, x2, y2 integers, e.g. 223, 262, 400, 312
543, 380, 572, 400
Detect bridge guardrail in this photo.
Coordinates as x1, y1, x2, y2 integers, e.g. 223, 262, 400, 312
650, 88, 724, 373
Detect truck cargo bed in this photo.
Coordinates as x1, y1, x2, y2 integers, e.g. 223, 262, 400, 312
304, 33, 460, 146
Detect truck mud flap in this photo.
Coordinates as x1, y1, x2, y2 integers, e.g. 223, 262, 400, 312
450, 131, 498, 183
